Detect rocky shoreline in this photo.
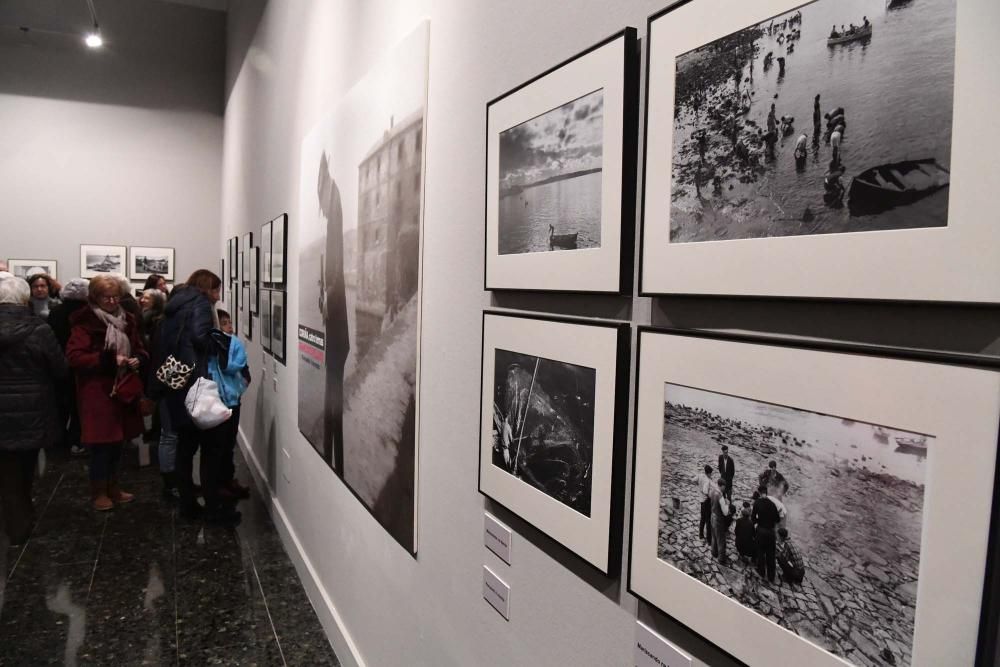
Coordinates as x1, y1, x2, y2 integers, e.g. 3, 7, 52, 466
657, 403, 923, 667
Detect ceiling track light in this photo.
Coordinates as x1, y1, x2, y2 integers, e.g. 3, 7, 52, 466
83, 0, 102, 48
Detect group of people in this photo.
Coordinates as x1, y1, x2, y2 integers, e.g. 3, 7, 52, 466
694, 446, 807, 586
829, 16, 871, 40
0, 261, 252, 547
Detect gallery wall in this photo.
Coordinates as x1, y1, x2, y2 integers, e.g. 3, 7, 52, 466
0, 0, 225, 287
222, 1, 1000, 666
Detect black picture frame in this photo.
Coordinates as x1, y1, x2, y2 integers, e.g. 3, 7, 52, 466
478, 310, 630, 575
228, 238, 238, 280
242, 232, 253, 284
270, 289, 285, 364
249, 247, 259, 314
269, 213, 287, 289
484, 28, 639, 294
261, 220, 273, 286
260, 289, 272, 354
628, 325, 1000, 667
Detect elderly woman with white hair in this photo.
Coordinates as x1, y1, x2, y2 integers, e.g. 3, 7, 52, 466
0, 276, 67, 544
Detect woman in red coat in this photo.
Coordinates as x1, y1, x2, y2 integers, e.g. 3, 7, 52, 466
66, 275, 148, 510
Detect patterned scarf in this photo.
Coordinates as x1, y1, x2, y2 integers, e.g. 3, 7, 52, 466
92, 306, 131, 358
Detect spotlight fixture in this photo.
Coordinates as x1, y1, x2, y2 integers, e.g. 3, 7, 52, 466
83, 0, 102, 48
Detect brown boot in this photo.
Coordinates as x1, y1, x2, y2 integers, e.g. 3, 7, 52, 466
91, 481, 113, 511
108, 479, 135, 505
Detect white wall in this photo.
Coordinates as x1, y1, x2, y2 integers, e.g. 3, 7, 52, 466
223, 2, 1000, 666
0, 0, 225, 287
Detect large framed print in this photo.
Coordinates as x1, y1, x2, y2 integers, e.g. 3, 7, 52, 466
270, 213, 286, 288
485, 28, 640, 293
479, 311, 630, 573
261, 220, 273, 285
8, 259, 57, 281
80, 245, 127, 279
640, 0, 1000, 303
261, 289, 272, 353
270, 289, 285, 364
128, 246, 175, 282
629, 328, 1000, 667
296, 22, 427, 553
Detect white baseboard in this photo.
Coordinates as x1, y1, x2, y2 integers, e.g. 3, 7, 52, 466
237, 428, 366, 667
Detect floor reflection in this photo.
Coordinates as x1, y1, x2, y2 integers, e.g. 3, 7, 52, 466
0, 447, 340, 666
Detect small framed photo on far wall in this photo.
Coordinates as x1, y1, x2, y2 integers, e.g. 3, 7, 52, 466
8, 259, 57, 281
129, 246, 174, 282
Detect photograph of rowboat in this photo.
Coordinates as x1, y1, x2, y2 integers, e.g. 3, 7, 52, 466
668, 0, 956, 243
497, 90, 604, 255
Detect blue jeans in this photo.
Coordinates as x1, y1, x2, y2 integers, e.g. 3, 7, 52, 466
158, 399, 178, 474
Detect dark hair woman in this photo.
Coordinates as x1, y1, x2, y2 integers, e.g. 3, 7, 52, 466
143, 274, 168, 294
150, 269, 235, 523
0, 276, 67, 543
66, 274, 148, 510
27, 273, 61, 318
46, 277, 90, 454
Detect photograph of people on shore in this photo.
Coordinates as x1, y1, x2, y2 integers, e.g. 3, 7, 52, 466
80, 245, 127, 278
492, 349, 596, 516
498, 89, 604, 254
667, 0, 956, 243
657, 382, 928, 666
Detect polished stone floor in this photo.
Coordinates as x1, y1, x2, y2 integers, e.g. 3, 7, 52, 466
0, 446, 340, 666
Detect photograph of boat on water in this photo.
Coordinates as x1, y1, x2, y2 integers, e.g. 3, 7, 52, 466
668, 0, 956, 243
485, 28, 638, 293
657, 383, 929, 667
479, 312, 629, 574
80, 245, 127, 279
630, 330, 1000, 667
641, 0, 1000, 302
497, 90, 604, 255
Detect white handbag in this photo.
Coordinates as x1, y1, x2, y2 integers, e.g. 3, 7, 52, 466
184, 377, 232, 429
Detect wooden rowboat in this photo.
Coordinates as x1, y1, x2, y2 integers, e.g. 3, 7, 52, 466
827, 25, 872, 46
848, 158, 949, 214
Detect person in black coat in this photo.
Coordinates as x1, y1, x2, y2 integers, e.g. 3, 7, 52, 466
150, 271, 237, 525
46, 277, 89, 453
0, 277, 67, 544
718, 445, 736, 501
752, 487, 782, 582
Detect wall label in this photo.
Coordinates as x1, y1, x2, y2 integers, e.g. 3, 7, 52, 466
482, 566, 510, 620
634, 621, 692, 667
484, 513, 512, 563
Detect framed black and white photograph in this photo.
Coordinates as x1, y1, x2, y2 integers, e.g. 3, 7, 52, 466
237, 252, 245, 312
228, 238, 237, 281
641, 0, 1000, 302
479, 311, 629, 573
7, 259, 57, 281
240, 286, 251, 340
270, 289, 285, 364
242, 232, 253, 284
80, 244, 127, 279
485, 28, 639, 293
270, 213, 286, 288
261, 219, 273, 285
249, 247, 259, 314
630, 328, 1000, 667
128, 246, 174, 282
219, 258, 225, 304
260, 289, 272, 353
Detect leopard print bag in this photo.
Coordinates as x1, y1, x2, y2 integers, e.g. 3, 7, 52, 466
155, 355, 194, 390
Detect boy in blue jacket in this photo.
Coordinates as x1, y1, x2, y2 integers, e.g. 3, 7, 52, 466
211, 310, 251, 502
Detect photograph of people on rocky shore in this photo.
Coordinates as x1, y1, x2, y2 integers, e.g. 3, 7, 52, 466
497, 90, 604, 255
492, 349, 596, 516
667, 0, 956, 243
658, 382, 929, 667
